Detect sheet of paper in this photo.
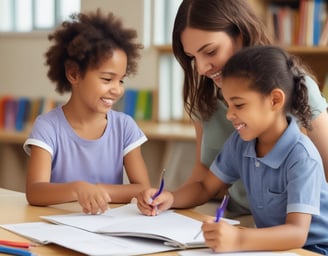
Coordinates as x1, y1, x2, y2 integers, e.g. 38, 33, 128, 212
1, 222, 174, 256
179, 248, 300, 256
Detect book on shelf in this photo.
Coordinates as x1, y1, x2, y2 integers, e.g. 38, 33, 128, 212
122, 88, 153, 121
0, 203, 239, 255
319, 17, 328, 46
0, 95, 63, 132
267, 0, 327, 46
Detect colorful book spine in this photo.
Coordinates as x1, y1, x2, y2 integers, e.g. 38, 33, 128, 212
123, 89, 153, 120
0, 96, 63, 132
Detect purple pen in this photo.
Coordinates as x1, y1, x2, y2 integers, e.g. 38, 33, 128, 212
193, 194, 229, 240
152, 169, 165, 200
215, 194, 229, 222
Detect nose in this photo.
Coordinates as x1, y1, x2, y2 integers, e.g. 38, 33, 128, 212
225, 106, 235, 121
109, 81, 124, 95
196, 57, 211, 76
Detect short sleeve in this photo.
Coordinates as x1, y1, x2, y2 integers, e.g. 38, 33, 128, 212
23, 114, 57, 156
306, 76, 328, 119
209, 132, 240, 184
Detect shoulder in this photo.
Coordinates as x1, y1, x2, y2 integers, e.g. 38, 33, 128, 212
108, 110, 138, 127
34, 106, 62, 125
31, 107, 64, 133
295, 133, 322, 162
304, 75, 328, 118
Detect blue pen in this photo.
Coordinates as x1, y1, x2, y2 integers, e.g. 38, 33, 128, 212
0, 245, 35, 256
193, 194, 230, 240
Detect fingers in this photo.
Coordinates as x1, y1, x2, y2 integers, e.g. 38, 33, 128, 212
76, 185, 111, 215
137, 189, 172, 216
80, 194, 110, 214
137, 189, 157, 216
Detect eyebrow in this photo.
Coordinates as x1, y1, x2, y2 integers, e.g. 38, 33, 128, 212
229, 96, 244, 101
184, 43, 213, 56
100, 71, 126, 78
196, 43, 212, 53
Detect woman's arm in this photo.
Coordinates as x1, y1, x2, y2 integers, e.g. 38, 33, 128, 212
174, 120, 227, 199
307, 111, 328, 181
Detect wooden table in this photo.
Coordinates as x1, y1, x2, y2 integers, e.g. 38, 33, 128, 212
0, 188, 320, 255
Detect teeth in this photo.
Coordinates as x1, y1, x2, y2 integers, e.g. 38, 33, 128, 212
236, 123, 245, 131
210, 71, 221, 79
101, 98, 113, 105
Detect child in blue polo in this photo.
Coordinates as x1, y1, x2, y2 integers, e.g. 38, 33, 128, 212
137, 45, 328, 255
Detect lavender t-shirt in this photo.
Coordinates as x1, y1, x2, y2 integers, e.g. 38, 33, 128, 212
23, 107, 147, 184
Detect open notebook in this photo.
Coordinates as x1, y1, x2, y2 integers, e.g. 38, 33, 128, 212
1, 221, 175, 256
1, 203, 240, 255
40, 203, 239, 248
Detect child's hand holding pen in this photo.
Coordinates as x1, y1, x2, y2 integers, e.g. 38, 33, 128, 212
194, 195, 242, 252
137, 169, 173, 216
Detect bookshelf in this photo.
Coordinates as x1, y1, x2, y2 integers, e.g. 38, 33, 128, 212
157, 0, 328, 90
157, 44, 328, 91
250, 0, 328, 90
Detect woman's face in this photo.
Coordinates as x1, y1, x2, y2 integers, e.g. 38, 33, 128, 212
181, 27, 243, 88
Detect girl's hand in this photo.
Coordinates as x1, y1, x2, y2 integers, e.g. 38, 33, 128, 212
74, 181, 111, 214
202, 218, 241, 252
136, 189, 174, 216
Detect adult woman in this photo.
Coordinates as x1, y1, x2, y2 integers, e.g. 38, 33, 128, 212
171, 0, 328, 214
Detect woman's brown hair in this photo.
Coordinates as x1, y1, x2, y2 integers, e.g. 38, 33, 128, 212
172, 0, 273, 120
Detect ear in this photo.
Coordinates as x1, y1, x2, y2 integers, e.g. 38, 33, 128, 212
270, 88, 285, 110
65, 62, 80, 85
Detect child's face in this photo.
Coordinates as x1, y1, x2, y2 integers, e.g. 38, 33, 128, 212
74, 49, 127, 114
180, 27, 243, 88
221, 77, 276, 141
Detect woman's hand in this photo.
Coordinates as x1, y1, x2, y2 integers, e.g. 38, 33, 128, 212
137, 189, 174, 216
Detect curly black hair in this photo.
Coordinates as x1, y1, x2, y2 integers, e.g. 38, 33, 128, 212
45, 9, 143, 94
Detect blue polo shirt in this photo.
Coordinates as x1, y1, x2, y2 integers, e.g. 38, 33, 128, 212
210, 117, 328, 247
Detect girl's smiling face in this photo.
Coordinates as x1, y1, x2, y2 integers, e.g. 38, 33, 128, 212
181, 27, 243, 88
74, 48, 127, 114
221, 77, 275, 142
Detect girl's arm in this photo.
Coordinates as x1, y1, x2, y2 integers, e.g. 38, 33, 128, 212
203, 212, 311, 252
306, 111, 328, 181
26, 145, 110, 212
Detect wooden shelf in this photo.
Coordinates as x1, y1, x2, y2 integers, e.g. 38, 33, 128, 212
0, 121, 196, 145
155, 44, 328, 54
0, 129, 30, 144
137, 121, 195, 141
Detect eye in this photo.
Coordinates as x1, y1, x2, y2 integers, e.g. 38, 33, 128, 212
235, 103, 244, 109
102, 78, 111, 82
206, 49, 217, 56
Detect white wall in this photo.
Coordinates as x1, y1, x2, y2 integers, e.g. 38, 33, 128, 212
0, 0, 158, 101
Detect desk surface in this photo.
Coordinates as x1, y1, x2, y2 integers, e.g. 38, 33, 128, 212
0, 188, 320, 256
